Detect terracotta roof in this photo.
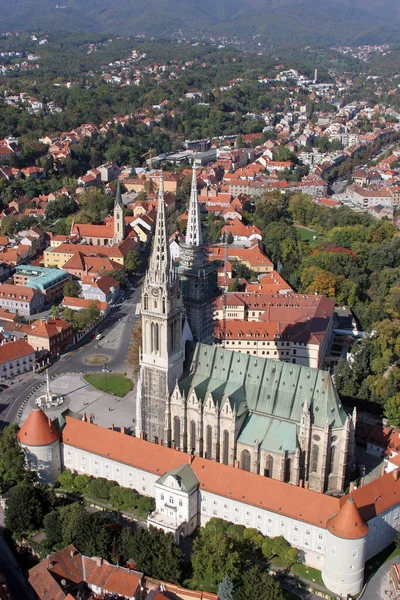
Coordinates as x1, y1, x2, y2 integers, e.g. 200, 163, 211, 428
327, 496, 369, 539
0, 283, 40, 301
72, 223, 114, 239
0, 339, 34, 364
28, 319, 72, 339
62, 417, 340, 528
62, 297, 107, 311
18, 408, 60, 447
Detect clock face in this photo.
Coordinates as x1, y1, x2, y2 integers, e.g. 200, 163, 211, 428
152, 288, 160, 297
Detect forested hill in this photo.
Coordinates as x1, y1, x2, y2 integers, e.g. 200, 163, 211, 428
1, 0, 399, 47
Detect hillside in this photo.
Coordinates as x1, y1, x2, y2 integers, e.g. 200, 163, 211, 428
1, 0, 399, 46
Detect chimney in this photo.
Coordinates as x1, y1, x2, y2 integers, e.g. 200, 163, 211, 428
111, 424, 114, 431
97, 557, 103, 567
158, 438, 163, 446
140, 432, 144, 440
234, 460, 239, 469
393, 469, 399, 481
360, 477, 365, 487
349, 481, 355, 493
121, 426, 126, 435
188, 453, 194, 464
82, 413, 86, 422
304, 482, 309, 490
381, 464, 386, 477
299, 479, 303, 488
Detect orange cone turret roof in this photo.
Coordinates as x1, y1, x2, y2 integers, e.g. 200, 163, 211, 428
18, 408, 60, 447
327, 495, 369, 539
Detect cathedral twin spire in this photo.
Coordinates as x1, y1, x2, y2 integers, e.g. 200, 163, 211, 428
148, 174, 173, 285
185, 162, 202, 247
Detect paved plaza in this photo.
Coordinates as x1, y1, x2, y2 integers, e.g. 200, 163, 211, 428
17, 373, 136, 432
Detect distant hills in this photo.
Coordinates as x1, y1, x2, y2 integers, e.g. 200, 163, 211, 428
1, 0, 400, 47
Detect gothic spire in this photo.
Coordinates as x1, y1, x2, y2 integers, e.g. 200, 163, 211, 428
185, 162, 202, 247
148, 174, 170, 284
115, 180, 123, 209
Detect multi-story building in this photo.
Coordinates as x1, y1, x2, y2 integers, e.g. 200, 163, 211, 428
26, 319, 74, 355
135, 175, 353, 495
13, 266, 71, 304
20, 410, 400, 599
0, 339, 35, 378
0, 283, 44, 316
214, 293, 335, 369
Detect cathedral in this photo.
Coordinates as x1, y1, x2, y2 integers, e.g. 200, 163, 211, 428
135, 166, 355, 493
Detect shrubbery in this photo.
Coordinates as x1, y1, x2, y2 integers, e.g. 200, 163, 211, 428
58, 470, 154, 516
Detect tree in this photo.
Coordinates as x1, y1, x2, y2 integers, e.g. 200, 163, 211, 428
5, 484, 50, 537
58, 503, 84, 547
218, 575, 234, 600
0, 424, 29, 493
43, 511, 63, 551
191, 518, 241, 584
58, 469, 75, 489
63, 280, 79, 298
125, 249, 140, 274
73, 474, 91, 491
227, 231, 234, 244
385, 395, 400, 427
234, 564, 283, 600
45, 197, 78, 221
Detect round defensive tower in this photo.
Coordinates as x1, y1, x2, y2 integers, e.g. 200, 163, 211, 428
322, 495, 369, 597
18, 408, 61, 484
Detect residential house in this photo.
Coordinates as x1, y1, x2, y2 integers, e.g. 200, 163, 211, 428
0, 339, 35, 379
0, 283, 44, 316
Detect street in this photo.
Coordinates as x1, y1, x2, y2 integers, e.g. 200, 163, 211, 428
0, 274, 143, 430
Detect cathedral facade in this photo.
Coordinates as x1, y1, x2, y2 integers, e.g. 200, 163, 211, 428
135, 168, 355, 493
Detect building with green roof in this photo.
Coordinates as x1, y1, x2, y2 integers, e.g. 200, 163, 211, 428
169, 342, 355, 493
14, 266, 71, 303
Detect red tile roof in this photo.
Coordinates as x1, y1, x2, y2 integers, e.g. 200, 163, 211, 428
18, 408, 60, 447
0, 339, 34, 364
327, 496, 369, 539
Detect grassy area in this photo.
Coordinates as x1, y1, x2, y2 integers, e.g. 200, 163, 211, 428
295, 225, 326, 247
184, 577, 218, 594
84, 373, 133, 397
291, 563, 324, 587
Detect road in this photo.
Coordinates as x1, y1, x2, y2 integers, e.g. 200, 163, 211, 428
0, 534, 36, 600
361, 555, 399, 600
0, 274, 143, 429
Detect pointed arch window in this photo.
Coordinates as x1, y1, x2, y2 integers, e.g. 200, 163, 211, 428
144, 295, 148, 311
329, 445, 336, 475
190, 420, 196, 453
240, 449, 251, 472
206, 425, 212, 460
311, 444, 319, 473
173, 416, 181, 448
264, 455, 274, 478
222, 430, 229, 465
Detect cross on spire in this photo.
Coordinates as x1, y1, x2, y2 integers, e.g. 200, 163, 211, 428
148, 173, 171, 284
185, 161, 202, 247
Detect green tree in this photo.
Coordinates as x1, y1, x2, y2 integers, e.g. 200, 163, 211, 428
234, 564, 283, 600
58, 469, 75, 489
63, 280, 79, 298
73, 474, 91, 491
5, 484, 50, 537
191, 518, 241, 584
125, 249, 140, 274
43, 511, 62, 551
385, 395, 400, 427
0, 424, 29, 493
227, 231, 234, 244
59, 503, 84, 547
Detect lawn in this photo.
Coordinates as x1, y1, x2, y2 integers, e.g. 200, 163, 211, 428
84, 373, 133, 397
295, 225, 326, 247
291, 563, 324, 587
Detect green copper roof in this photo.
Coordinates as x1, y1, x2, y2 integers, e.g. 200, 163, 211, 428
157, 464, 199, 493
238, 414, 297, 454
180, 343, 347, 428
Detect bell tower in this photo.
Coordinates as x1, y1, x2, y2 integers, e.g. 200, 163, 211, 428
136, 175, 184, 445
113, 181, 125, 245
177, 163, 218, 344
